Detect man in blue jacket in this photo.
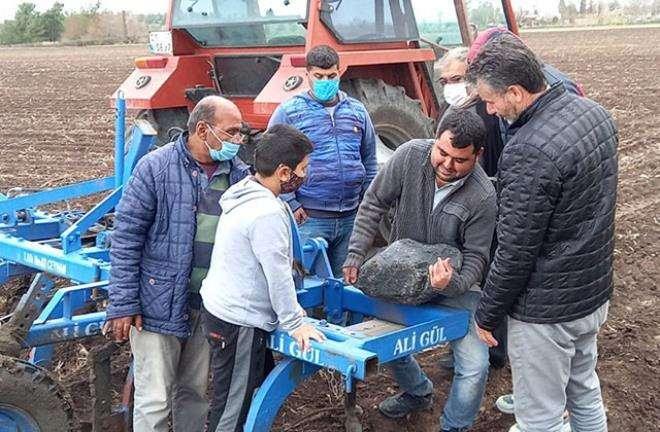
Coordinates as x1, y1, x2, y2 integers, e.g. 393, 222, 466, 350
103, 96, 251, 432
268, 44, 378, 277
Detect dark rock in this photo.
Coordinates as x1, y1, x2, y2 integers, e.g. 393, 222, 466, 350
356, 239, 462, 305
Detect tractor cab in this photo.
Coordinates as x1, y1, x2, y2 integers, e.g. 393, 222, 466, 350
115, 0, 517, 157
169, 0, 309, 48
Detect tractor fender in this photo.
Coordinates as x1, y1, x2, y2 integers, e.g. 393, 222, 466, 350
112, 55, 214, 111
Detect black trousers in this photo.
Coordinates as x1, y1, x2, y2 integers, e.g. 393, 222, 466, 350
202, 308, 269, 432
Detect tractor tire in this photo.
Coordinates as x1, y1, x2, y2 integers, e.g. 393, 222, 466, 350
150, 108, 189, 146
341, 79, 435, 243
0, 355, 75, 431
123, 108, 188, 156
131, 108, 189, 148
341, 78, 436, 153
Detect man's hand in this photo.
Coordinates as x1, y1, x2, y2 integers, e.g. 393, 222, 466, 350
429, 258, 453, 290
293, 208, 308, 225
291, 323, 326, 352
102, 315, 142, 343
476, 324, 498, 347
343, 266, 360, 284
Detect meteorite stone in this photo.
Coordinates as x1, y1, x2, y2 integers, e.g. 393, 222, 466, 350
356, 239, 462, 305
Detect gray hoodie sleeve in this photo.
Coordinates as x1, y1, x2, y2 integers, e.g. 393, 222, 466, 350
249, 212, 304, 333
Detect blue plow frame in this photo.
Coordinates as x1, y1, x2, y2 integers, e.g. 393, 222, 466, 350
0, 97, 470, 431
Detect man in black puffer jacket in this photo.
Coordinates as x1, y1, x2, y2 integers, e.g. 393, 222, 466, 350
468, 38, 617, 432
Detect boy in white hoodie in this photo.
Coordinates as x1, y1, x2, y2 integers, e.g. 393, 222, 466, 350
200, 124, 325, 432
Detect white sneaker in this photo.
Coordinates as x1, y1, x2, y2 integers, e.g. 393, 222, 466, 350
496, 393, 515, 414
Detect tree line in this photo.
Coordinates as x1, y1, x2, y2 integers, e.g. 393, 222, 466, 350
0, 2, 165, 46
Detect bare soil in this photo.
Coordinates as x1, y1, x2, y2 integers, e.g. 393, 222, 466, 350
0, 27, 658, 431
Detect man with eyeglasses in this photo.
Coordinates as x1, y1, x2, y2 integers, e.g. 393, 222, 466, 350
435, 47, 470, 107
104, 95, 251, 432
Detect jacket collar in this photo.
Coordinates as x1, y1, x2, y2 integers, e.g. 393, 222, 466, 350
175, 131, 196, 168
507, 82, 566, 136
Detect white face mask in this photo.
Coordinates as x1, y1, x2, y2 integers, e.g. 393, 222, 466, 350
443, 82, 468, 106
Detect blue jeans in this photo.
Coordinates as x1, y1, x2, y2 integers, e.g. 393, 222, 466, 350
388, 291, 489, 430
298, 214, 356, 278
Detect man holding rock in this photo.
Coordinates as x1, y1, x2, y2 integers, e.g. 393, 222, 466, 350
343, 109, 497, 432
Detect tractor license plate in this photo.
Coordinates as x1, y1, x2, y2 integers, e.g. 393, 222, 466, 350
149, 31, 173, 55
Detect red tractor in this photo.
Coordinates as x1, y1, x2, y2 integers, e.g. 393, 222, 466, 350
115, 0, 518, 161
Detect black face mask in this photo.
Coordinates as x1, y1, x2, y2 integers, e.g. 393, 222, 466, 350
280, 171, 306, 194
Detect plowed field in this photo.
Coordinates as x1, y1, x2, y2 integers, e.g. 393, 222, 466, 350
0, 27, 658, 431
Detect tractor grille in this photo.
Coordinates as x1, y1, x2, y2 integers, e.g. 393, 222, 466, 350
213, 55, 282, 97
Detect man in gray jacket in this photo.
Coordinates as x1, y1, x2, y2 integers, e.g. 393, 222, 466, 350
343, 109, 497, 432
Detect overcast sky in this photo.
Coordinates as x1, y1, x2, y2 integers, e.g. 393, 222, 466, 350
0, 0, 633, 23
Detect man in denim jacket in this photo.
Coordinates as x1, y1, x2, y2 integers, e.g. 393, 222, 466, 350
268, 44, 378, 277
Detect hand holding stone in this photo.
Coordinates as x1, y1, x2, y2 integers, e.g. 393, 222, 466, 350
429, 258, 453, 290
355, 239, 462, 305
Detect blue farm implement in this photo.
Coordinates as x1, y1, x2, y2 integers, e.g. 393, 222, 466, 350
0, 97, 469, 432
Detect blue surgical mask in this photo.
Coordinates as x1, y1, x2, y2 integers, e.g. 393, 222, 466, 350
204, 140, 240, 162
312, 78, 340, 102
205, 124, 241, 161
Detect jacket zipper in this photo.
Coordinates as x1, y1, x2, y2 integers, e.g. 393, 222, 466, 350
329, 102, 343, 211
425, 168, 434, 243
